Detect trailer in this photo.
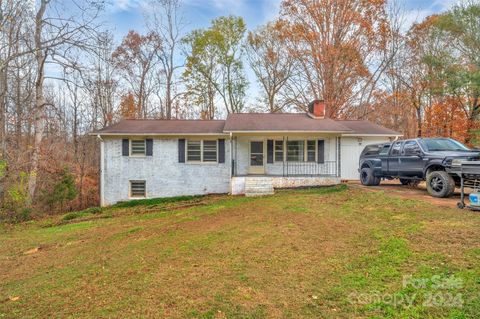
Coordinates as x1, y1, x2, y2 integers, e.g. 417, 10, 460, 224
447, 161, 480, 210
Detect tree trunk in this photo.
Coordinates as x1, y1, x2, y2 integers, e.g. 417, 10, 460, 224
28, 0, 48, 204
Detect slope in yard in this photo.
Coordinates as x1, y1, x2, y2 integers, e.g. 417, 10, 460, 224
0, 185, 479, 318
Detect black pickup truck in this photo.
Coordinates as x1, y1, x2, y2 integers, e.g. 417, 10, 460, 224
359, 138, 480, 198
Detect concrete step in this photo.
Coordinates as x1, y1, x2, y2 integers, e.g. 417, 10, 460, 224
245, 177, 274, 197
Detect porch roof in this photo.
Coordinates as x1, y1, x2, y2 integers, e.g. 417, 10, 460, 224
224, 113, 353, 133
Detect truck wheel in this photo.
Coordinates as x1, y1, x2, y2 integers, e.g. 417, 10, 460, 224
360, 167, 380, 186
426, 171, 455, 198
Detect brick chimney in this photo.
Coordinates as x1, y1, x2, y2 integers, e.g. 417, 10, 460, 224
307, 100, 326, 119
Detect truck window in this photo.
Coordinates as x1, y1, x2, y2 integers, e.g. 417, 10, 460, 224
391, 141, 402, 155
379, 144, 390, 155
402, 141, 420, 154
363, 145, 380, 156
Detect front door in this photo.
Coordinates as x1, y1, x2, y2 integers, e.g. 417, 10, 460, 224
249, 141, 265, 174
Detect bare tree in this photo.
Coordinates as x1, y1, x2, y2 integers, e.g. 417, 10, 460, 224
246, 21, 294, 113
112, 30, 162, 118
28, 0, 104, 203
146, 0, 185, 119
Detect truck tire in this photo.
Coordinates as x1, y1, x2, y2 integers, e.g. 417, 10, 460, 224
426, 171, 455, 198
360, 167, 381, 186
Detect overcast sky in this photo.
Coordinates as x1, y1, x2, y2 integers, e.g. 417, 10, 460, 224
101, 0, 459, 108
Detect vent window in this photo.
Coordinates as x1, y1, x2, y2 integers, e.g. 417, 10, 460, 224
130, 181, 146, 198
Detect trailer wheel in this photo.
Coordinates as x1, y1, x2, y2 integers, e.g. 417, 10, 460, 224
457, 202, 465, 209
360, 167, 380, 186
426, 171, 455, 198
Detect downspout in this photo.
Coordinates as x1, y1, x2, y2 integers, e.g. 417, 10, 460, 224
229, 132, 233, 195
229, 132, 233, 177
97, 134, 105, 207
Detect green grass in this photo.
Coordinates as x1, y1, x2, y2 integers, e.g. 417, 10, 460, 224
113, 194, 204, 208
0, 185, 479, 318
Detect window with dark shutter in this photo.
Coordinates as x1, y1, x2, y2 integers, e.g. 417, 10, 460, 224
202, 140, 217, 162
218, 139, 225, 163
178, 139, 185, 163
267, 140, 274, 163
130, 140, 146, 156
317, 140, 325, 164
187, 140, 202, 161
146, 139, 153, 156
122, 139, 129, 156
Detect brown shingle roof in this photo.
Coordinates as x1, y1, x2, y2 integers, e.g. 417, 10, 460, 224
92, 114, 401, 136
337, 120, 400, 135
92, 119, 226, 135
223, 113, 352, 132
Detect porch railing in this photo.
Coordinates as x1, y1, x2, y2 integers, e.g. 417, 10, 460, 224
284, 161, 337, 177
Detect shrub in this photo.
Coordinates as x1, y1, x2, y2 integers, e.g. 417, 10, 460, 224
61, 206, 103, 221
45, 167, 77, 211
113, 195, 203, 208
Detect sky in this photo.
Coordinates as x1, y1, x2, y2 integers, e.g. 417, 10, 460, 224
106, 0, 459, 40
102, 0, 460, 107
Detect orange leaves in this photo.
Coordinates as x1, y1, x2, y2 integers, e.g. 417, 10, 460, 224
119, 93, 137, 119
279, 0, 389, 117
423, 98, 470, 143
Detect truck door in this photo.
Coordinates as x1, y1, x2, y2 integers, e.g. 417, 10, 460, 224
387, 141, 402, 176
380, 144, 391, 175
400, 140, 424, 178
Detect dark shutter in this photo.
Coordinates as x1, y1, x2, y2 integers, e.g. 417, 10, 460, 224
146, 139, 153, 156
267, 139, 274, 163
122, 139, 129, 156
317, 140, 325, 164
218, 139, 225, 163
178, 139, 185, 163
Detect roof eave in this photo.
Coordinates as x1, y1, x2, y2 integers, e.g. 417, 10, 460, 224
224, 130, 353, 134
90, 132, 229, 136
341, 133, 403, 137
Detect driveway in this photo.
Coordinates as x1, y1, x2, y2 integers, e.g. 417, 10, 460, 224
347, 180, 468, 209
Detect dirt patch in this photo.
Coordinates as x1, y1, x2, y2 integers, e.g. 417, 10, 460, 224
347, 180, 471, 210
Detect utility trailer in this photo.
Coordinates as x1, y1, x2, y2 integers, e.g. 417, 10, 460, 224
447, 161, 480, 210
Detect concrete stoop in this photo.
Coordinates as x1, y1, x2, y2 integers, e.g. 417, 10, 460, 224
244, 177, 274, 197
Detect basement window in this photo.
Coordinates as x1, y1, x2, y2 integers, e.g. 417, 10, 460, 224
130, 181, 146, 198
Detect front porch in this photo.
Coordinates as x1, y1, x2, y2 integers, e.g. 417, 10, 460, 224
229, 134, 342, 195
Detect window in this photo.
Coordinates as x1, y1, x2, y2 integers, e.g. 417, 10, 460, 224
307, 140, 316, 162
203, 140, 218, 162
187, 140, 201, 161
274, 140, 284, 162
130, 140, 146, 156
403, 141, 421, 154
418, 138, 469, 152
187, 140, 217, 163
391, 141, 402, 155
130, 181, 146, 198
379, 144, 391, 155
287, 140, 304, 162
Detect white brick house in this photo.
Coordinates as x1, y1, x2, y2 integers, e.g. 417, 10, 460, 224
93, 101, 400, 205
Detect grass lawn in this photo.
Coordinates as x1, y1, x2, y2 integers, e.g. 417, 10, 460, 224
0, 185, 479, 318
